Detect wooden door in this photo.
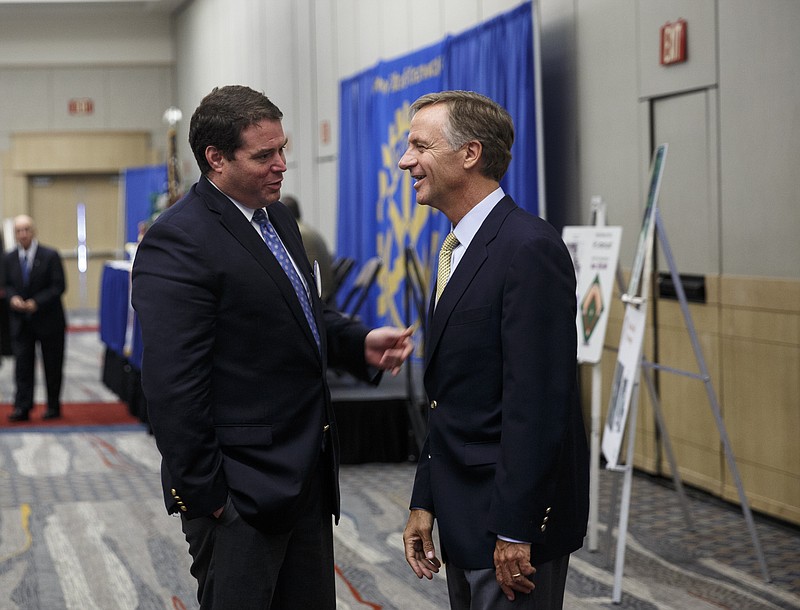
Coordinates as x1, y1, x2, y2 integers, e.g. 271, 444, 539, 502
27, 174, 121, 312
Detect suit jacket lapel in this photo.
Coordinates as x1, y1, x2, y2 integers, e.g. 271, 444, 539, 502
426, 196, 517, 364
198, 178, 322, 357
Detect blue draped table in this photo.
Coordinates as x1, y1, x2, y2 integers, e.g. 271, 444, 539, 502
99, 261, 147, 422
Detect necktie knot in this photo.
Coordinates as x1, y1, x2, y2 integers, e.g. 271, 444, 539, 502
436, 232, 460, 301
252, 208, 268, 226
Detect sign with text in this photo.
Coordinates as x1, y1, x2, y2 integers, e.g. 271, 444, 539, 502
660, 19, 687, 66
602, 303, 647, 468
68, 98, 94, 115
562, 225, 622, 364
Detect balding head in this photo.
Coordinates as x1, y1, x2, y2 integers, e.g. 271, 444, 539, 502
14, 215, 36, 250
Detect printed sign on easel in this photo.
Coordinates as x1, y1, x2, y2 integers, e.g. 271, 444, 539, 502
601, 143, 667, 468
601, 304, 646, 468
562, 226, 622, 364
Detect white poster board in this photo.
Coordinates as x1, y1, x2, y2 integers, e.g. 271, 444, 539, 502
601, 143, 668, 468
626, 144, 668, 300
601, 303, 646, 468
562, 226, 623, 364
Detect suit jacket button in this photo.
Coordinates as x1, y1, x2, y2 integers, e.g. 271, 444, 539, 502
180, 506, 188, 512
323, 424, 330, 432
171, 489, 177, 496
541, 524, 547, 532
430, 400, 437, 409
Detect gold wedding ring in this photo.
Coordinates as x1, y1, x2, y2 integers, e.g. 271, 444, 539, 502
512, 572, 522, 578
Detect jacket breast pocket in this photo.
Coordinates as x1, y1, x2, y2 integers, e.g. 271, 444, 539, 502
444, 305, 493, 354
449, 305, 491, 326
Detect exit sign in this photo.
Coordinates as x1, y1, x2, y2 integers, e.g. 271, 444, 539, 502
660, 19, 687, 66
68, 98, 94, 115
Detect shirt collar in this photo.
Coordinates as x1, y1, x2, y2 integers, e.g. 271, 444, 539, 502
451, 187, 504, 250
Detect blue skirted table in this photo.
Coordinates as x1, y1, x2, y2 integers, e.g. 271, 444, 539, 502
99, 261, 147, 423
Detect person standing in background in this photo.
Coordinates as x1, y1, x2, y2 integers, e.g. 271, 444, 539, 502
399, 91, 589, 609
132, 85, 413, 609
0, 231, 12, 362
4, 214, 67, 422
282, 194, 335, 303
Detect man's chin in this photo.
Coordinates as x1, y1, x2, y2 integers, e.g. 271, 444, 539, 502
263, 193, 282, 206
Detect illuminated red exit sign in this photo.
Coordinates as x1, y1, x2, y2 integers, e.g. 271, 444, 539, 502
660, 19, 687, 66
68, 98, 94, 115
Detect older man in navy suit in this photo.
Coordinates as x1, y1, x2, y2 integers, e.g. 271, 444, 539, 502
4, 215, 67, 422
132, 85, 412, 610
400, 91, 589, 609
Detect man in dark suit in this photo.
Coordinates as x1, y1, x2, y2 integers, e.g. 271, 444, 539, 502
282, 195, 335, 303
4, 214, 67, 422
400, 91, 589, 609
131, 85, 412, 610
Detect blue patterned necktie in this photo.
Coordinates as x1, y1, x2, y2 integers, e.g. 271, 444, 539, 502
252, 208, 320, 350
20, 253, 29, 285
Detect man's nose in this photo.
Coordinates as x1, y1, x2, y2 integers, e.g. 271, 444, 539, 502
398, 150, 415, 170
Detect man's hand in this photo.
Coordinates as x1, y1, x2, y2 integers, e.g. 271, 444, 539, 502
365, 326, 413, 376
494, 540, 535, 601
403, 509, 441, 579
9, 295, 26, 312
9, 296, 36, 313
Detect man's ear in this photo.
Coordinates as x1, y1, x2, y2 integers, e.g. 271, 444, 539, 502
462, 140, 482, 171
206, 146, 225, 172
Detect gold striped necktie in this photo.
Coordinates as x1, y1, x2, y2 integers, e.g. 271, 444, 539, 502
436, 232, 460, 301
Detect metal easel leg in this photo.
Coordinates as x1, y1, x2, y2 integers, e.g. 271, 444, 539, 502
641, 362, 694, 530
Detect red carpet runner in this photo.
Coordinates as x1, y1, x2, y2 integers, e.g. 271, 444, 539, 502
0, 402, 141, 429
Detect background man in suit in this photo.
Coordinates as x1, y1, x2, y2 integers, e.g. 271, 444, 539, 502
399, 91, 589, 609
131, 85, 412, 610
4, 215, 67, 422
282, 194, 335, 303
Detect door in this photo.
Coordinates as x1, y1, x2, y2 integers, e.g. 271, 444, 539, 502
651, 89, 720, 276
28, 174, 121, 312
649, 88, 722, 492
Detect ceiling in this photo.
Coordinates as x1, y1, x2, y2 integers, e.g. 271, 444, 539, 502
0, 0, 185, 15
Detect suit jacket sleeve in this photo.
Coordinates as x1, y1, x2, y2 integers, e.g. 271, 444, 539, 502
132, 219, 228, 519
488, 233, 579, 544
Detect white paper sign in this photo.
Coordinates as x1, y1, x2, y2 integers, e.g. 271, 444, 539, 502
562, 226, 623, 364
601, 303, 646, 468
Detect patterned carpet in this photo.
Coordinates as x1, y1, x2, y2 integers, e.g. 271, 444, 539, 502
0, 322, 797, 609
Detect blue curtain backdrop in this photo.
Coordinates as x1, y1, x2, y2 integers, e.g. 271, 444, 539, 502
123, 165, 168, 245
337, 2, 536, 331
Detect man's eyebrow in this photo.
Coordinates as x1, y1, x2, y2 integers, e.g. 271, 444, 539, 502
251, 139, 288, 157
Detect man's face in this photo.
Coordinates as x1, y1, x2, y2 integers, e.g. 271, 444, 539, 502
398, 104, 466, 213
15, 220, 34, 250
209, 119, 287, 209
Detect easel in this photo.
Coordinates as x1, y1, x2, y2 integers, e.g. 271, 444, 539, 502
604, 148, 771, 603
